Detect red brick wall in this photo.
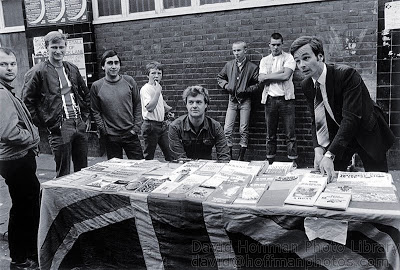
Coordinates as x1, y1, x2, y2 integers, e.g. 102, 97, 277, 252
93, 0, 379, 167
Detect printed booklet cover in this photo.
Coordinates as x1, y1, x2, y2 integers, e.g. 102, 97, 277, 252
314, 192, 352, 210
284, 173, 327, 207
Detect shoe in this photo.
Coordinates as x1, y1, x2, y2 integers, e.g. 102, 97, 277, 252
10, 259, 39, 270
238, 147, 247, 161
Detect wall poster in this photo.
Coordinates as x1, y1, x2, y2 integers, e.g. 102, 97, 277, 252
24, 0, 88, 27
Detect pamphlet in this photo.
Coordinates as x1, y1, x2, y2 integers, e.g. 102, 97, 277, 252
314, 192, 352, 210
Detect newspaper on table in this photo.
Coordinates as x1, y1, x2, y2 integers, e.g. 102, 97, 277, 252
336, 171, 393, 187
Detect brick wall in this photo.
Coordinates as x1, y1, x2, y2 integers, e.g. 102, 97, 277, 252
377, 0, 400, 169
93, 0, 381, 167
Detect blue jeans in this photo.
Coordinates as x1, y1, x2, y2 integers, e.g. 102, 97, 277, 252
224, 99, 251, 147
105, 131, 144, 160
48, 118, 88, 177
142, 120, 173, 161
265, 96, 297, 160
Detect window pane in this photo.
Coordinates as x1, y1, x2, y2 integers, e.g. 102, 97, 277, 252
98, 0, 122, 16
3, 0, 24, 27
200, 0, 229, 4
163, 0, 191, 9
129, 0, 155, 13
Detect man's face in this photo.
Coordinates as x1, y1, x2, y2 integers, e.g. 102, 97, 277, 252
103, 55, 120, 79
293, 44, 324, 80
47, 39, 66, 63
186, 94, 207, 119
232, 43, 246, 62
0, 51, 17, 84
269, 38, 283, 56
148, 68, 163, 84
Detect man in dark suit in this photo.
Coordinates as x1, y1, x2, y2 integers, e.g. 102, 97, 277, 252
290, 36, 395, 181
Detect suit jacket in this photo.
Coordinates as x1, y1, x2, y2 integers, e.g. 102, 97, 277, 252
301, 64, 395, 162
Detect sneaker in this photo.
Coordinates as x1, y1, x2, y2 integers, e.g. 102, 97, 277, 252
10, 259, 39, 270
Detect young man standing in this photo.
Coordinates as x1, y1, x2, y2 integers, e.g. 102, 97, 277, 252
217, 41, 259, 161
169, 85, 230, 161
258, 33, 298, 164
23, 31, 90, 177
140, 61, 173, 161
0, 48, 40, 270
290, 36, 395, 181
91, 50, 143, 160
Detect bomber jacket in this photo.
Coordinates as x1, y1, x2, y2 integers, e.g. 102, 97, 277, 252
22, 60, 90, 133
217, 58, 260, 103
0, 81, 39, 161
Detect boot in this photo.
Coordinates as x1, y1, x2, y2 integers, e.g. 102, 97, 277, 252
238, 147, 247, 161
229, 147, 233, 159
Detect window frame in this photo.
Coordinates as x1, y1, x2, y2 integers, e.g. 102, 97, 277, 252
92, 0, 323, 25
0, 0, 25, 33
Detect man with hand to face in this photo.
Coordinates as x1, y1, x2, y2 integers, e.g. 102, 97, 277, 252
169, 85, 230, 161
290, 36, 395, 182
140, 61, 173, 161
91, 50, 144, 160
23, 31, 90, 177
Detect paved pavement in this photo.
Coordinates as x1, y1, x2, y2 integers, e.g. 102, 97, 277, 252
0, 154, 107, 270
0, 154, 399, 269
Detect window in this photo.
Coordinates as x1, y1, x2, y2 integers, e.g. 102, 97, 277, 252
98, 0, 122, 16
163, 0, 191, 9
0, 0, 24, 33
200, 0, 229, 4
129, 0, 155, 13
92, 0, 320, 25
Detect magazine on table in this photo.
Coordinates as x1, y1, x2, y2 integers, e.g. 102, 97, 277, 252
233, 187, 265, 205
284, 172, 327, 207
263, 161, 294, 176
314, 192, 352, 210
206, 183, 243, 204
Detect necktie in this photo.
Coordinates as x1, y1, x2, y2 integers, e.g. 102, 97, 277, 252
314, 81, 330, 147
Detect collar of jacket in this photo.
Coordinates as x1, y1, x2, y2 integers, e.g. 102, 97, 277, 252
183, 114, 210, 132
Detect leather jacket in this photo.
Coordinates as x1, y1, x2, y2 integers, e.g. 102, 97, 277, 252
22, 60, 90, 133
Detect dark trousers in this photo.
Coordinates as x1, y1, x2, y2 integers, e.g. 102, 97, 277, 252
265, 96, 298, 160
0, 150, 40, 263
141, 120, 173, 161
48, 118, 88, 177
105, 131, 144, 160
334, 139, 389, 172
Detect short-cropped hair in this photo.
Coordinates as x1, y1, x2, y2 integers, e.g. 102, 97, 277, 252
182, 85, 210, 105
145, 61, 164, 74
44, 31, 68, 48
0, 47, 16, 57
100, 50, 120, 67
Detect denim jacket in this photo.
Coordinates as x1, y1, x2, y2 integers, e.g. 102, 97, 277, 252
168, 115, 230, 161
